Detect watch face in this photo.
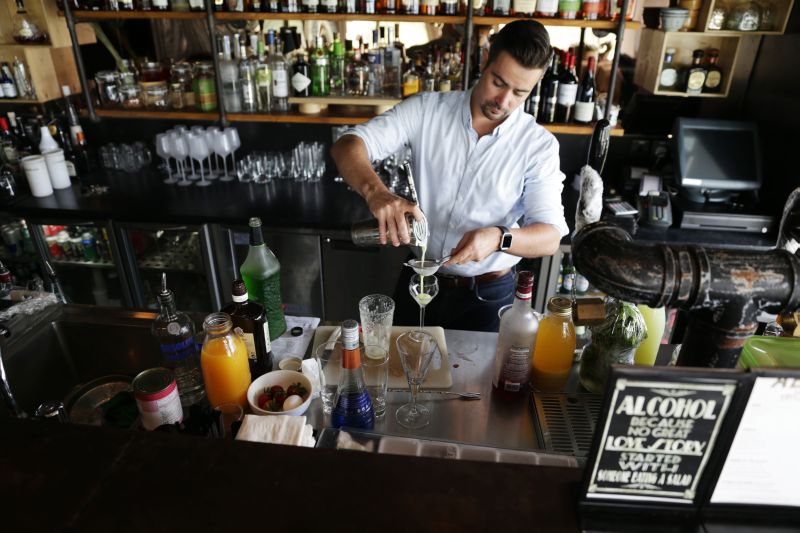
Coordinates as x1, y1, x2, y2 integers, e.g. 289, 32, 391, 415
501, 233, 512, 249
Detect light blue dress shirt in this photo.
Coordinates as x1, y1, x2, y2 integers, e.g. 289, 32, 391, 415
347, 88, 569, 277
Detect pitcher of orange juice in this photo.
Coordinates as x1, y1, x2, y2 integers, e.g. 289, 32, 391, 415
200, 312, 252, 408
530, 297, 576, 392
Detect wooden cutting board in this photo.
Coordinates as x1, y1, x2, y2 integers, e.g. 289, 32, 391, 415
311, 326, 452, 389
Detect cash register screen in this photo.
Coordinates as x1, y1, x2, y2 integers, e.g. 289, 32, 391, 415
674, 118, 762, 192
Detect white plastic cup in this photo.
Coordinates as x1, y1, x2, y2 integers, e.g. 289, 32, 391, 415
20, 155, 54, 197
42, 149, 72, 189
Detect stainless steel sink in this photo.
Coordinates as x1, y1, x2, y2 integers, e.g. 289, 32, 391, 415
0, 304, 182, 418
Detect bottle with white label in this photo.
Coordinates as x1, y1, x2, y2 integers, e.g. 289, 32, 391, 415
267, 30, 289, 111
492, 271, 539, 398
573, 55, 596, 124
221, 279, 274, 380
555, 51, 578, 123
536, 0, 556, 15
512, 0, 535, 16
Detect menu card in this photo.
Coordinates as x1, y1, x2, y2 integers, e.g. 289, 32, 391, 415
710, 376, 800, 508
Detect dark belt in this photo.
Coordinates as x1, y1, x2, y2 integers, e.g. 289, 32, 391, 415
438, 268, 512, 289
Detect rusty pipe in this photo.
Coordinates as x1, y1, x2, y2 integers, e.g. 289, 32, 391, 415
572, 221, 800, 368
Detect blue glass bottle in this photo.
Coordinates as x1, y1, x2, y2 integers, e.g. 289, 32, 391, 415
331, 319, 375, 429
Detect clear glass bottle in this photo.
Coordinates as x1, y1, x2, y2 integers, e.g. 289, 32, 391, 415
200, 312, 251, 408
492, 271, 539, 398
658, 47, 679, 92
331, 319, 375, 429
152, 273, 205, 406
254, 38, 272, 112
13, 0, 47, 45
220, 35, 242, 113
530, 297, 576, 392
240, 217, 287, 343
221, 279, 274, 380
267, 30, 289, 112
238, 38, 257, 112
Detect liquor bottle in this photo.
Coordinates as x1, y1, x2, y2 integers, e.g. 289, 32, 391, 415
0, 119, 19, 165
220, 35, 242, 112
239, 38, 257, 112
525, 82, 541, 120
331, 319, 375, 429
152, 273, 205, 407
360, 0, 375, 12
60, 86, 87, 149
555, 52, 578, 123
292, 53, 311, 97
213, 0, 224, 10
491, 0, 509, 15
320, 0, 336, 11
421, 0, 438, 15
38, 125, 59, 153
119, 0, 134, 10
302, 0, 318, 12
7, 113, 32, 157
266, 0, 278, 10
536, 0, 557, 16
401, 0, 418, 14
422, 54, 436, 92
573, 55, 596, 124
658, 47, 679, 92
365, 30, 384, 96
139, 0, 152, 10
0, 64, 17, 99
342, 0, 357, 14
512, 0, 534, 15
12, 0, 47, 44
538, 53, 559, 124
330, 32, 346, 96
440, 0, 457, 14
221, 279, 274, 380
153, 0, 170, 10
240, 217, 287, 342
558, 0, 579, 18
250, 0, 262, 10
254, 38, 272, 111
560, 252, 575, 293
492, 271, 539, 398
267, 30, 289, 112
685, 49, 707, 95
311, 36, 330, 97
703, 48, 723, 94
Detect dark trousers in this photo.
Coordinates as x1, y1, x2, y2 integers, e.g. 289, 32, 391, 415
392, 266, 516, 333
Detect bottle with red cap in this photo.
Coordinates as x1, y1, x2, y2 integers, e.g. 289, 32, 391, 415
331, 319, 375, 429
492, 271, 539, 398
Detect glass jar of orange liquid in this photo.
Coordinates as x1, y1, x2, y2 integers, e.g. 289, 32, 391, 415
200, 312, 251, 408
530, 297, 576, 392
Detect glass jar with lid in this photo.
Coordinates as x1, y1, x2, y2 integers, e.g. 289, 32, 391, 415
169, 82, 186, 110
171, 62, 195, 107
118, 59, 138, 87
726, 0, 761, 30
193, 61, 217, 112
140, 59, 170, 83
120, 84, 143, 109
143, 82, 169, 109
530, 297, 576, 392
200, 312, 251, 408
94, 70, 120, 106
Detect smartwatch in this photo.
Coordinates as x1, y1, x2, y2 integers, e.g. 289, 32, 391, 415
497, 226, 512, 252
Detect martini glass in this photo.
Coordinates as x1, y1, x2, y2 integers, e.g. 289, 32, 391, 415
409, 273, 438, 333
395, 330, 436, 429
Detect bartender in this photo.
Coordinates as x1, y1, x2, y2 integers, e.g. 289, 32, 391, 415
331, 20, 569, 332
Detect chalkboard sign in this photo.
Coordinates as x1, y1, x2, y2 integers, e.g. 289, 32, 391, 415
582, 366, 742, 507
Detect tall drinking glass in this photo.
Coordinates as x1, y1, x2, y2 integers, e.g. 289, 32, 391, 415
170, 133, 191, 187
358, 294, 394, 357
155, 133, 176, 184
395, 330, 436, 429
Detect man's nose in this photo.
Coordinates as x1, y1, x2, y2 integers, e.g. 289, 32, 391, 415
497, 89, 513, 109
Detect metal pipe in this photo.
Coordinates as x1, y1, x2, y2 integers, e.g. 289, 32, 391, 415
572, 221, 800, 368
604, 0, 629, 120
463, 3, 474, 88
62, 1, 98, 123
205, 0, 228, 127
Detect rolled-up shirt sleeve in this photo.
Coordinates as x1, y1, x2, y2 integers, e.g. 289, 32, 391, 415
521, 133, 570, 237
345, 94, 424, 162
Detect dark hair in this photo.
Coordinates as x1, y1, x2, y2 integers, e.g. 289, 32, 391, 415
485, 20, 552, 71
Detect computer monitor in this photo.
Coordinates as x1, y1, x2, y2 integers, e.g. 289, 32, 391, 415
673, 118, 762, 203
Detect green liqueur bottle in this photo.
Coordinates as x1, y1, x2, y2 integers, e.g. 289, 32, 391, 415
240, 217, 286, 342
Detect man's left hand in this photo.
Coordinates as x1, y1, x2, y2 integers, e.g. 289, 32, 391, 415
445, 227, 503, 266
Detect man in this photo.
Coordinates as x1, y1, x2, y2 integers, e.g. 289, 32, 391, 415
331, 20, 569, 332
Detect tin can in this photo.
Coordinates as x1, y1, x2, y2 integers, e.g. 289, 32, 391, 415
56, 231, 71, 259
81, 231, 98, 262
45, 235, 61, 259
133, 367, 183, 431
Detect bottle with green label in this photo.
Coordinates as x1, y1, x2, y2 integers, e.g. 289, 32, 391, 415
240, 217, 286, 343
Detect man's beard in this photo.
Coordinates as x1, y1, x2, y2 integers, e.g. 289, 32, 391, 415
480, 100, 510, 121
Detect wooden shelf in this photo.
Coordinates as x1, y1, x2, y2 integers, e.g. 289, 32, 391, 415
697, 0, 794, 34
474, 15, 642, 29
228, 110, 376, 124
95, 108, 219, 120
546, 124, 625, 136
69, 9, 206, 20
213, 11, 465, 22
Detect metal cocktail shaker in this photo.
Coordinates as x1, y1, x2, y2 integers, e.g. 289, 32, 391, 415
351, 214, 428, 247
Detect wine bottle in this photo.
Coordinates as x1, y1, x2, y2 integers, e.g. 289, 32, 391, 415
221, 279, 274, 380
573, 55, 596, 124
538, 54, 559, 124
555, 52, 578, 123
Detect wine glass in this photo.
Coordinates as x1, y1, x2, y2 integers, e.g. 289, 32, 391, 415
155, 133, 176, 184
409, 274, 439, 333
213, 130, 234, 182
204, 127, 220, 179
395, 330, 436, 429
224, 127, 241, 172
169, 133, 191, 187
188, 134, 211, 187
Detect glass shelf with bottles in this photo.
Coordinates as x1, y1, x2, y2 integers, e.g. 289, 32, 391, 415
474, 0, 641, 27
42, 225, 116, 268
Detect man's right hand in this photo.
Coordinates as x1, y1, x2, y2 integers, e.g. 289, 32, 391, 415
365, 187, 425, 247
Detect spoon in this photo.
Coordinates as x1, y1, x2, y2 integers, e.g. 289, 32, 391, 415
404, 256, 451, 276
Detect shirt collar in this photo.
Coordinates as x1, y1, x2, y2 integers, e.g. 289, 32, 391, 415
462, 87, 522, 138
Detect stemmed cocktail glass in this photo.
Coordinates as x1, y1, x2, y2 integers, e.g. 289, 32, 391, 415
395, 330, 436, 429
409, 273, 438, 333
